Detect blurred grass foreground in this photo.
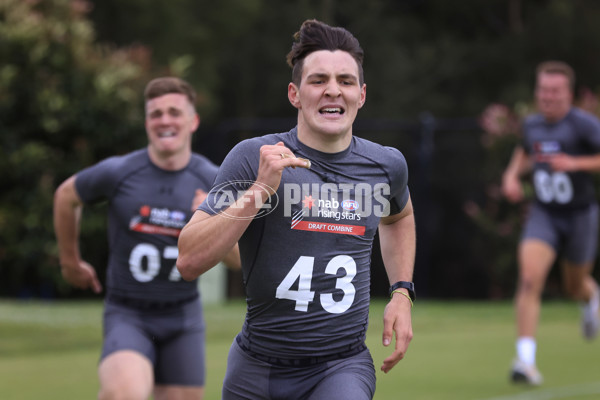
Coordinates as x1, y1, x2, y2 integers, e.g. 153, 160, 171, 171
1, 299, 599, 400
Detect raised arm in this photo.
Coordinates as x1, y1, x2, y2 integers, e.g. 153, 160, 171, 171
177, 201, 260, 280
177, 142, 308, 280
189, 188, 241, 272
53, 175, 102, 293
378, 196, 416, 373
547, 114, 600, 172
546, 152, 600, 172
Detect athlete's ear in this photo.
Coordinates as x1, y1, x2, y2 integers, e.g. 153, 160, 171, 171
358, 83, 366, 109
288, 82, 301, 109
192, 113, 200, 132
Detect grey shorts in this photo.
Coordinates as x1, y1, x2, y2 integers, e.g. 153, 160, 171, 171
222, 337, 376, 400
101, 296, 205, 386
522, 203, 599, 264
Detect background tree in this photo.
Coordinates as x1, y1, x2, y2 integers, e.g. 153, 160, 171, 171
0, 0, 155, 297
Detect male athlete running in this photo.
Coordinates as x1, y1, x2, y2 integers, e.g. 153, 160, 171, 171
54, 77, 239, 399
178, 20, 416, 400
502, 61, 600, 385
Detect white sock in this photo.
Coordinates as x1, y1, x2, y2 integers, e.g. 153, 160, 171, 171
516, 337, 536, 366
581, 287, 600, 318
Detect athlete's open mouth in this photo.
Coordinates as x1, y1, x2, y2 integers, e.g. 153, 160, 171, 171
158, 131, 176, 138
319, 107, 345, 115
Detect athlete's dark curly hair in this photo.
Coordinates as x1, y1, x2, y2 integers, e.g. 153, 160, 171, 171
286, 19, 364, 86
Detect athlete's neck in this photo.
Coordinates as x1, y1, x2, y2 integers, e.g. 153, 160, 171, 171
147, 147, 191, 171
296, 126, 352, 153
543, 106, 571, 124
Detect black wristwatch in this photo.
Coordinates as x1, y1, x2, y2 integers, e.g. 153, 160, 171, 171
389, 281, 416, 302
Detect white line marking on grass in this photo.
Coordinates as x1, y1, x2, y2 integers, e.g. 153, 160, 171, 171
482, 382, 600, 400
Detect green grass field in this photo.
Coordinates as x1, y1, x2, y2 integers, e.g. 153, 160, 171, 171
1, 299, 599, 400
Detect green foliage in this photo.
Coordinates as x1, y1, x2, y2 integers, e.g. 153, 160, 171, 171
0, 0, 153, 297
465, 103, 528, 298
88, 0, 264, 119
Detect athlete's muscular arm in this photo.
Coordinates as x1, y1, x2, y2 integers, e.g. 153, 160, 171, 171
378, 196, 416, 373
191, 188, 242, 271
222, 245, 242, 271
177, 142, 309, 280
547, 152, 600, 172
53, 176, 103, 293
502, 146, 531, 203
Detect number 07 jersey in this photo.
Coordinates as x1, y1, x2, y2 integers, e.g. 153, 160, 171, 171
200, 127, 410, 359
523, 107, 600, 209
75, 149, 219, 302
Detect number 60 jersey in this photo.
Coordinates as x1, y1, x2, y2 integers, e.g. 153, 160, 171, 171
200, 127, 410, 359
75, 149, 219, 302
524, 107, 600, 209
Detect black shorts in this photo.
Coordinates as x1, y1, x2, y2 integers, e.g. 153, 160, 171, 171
222, 337, 376, 400
101, 296, 205, 386
522, 203, 599, 264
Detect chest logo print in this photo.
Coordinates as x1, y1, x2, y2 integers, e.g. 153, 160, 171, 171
129, 205, 188, 237
291, 194, 366, 236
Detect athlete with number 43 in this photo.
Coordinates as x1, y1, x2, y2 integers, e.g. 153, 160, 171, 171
502, 61, 600, 386
177, 19, 416, 400
54, 77, 239, 400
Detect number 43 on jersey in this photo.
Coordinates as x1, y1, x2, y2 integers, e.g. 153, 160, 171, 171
275, 255, 357, 314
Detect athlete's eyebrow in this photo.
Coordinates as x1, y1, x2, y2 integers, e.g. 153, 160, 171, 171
306, 72, 358, 82
148, 109, 163, 117
306, 72, 329, 81
147, 106, 184, 117
337, 73, 358, 83
167, 106, 183, 115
